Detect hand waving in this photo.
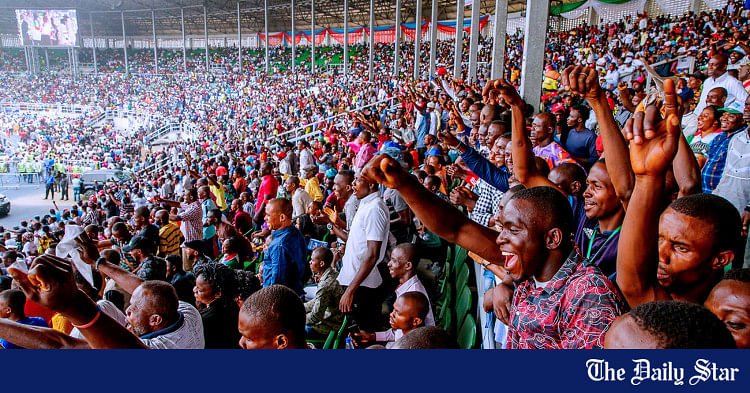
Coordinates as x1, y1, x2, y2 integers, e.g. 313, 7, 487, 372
483, 79, 523, 107
361, 154, 409, 190
624, 79, 681, 177
7, 255, 80, 315
561, 65, 603, 102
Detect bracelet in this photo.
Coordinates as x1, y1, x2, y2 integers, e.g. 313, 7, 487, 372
72, 306, 101, 329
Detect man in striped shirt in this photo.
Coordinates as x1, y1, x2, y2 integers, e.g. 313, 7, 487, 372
156, 189, 202, 270
156, 209, 183, 258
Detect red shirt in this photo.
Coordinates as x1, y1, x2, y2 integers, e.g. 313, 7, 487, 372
24, 299, 54, 327
255, 175, 279, 214
507, 253, 626, 349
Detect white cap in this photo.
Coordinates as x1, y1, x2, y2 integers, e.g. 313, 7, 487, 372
426, 102, 436, 109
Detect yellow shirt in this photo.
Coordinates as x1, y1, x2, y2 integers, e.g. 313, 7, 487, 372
210, 184, 228, 210
302, 177, 324, 203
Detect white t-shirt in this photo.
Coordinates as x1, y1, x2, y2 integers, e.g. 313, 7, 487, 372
70, 299, 126, 339
140, 301, 205, 349
337, 193, 390, 289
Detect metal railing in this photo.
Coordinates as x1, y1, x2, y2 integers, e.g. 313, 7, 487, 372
0, 101, 100, 116
280, 95, 397, 141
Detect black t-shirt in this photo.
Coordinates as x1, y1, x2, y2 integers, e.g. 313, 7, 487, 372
200, 299, 241, 349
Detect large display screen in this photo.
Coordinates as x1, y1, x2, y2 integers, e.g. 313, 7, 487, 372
15, 9, 79, 47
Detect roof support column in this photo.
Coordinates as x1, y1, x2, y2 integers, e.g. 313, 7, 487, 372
344, 0, 348, 84
121, 11, 128, 75
368, 0, 374, 81
181, 8, 186, 72
468, 0, 480, 82
311, 0, 315, 74
152, 10, 158, 74
491, 0, 507, 80
204, 6, 209, 72
453, 0, 464, 80
238, 2, 243, 73
90, 13, 98, 75
394, 0, 401, 78
519, 0, 549, 111
428, 0, 438, 77
413, 0, 422, 80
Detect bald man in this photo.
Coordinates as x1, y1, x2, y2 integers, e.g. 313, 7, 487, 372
264, 198, 308, 295
694, 54, 748, 116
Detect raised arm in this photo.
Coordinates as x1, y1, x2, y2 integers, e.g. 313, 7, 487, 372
562, 65, 634, 208
362, 155, 503, 265
8, 255, 148, 349
74, 234, 144, 295
0, 318, 89, 349
491, 79, 565, 193
615, 79, 680, 307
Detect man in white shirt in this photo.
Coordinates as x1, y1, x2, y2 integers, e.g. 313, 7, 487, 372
284, 176, 313, 219
298, 140, 316, 176
337, 174, 390, 331
694, 54, 748, 116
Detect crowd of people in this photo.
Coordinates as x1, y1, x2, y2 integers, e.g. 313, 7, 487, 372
0, 2, 749, 350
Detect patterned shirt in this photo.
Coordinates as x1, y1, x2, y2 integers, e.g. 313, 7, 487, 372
468, 178, 504, 227
179, 201, 203, 242
354, 143, 377, 172
158, 222, 183, 257
507, 252, 626, 349
533, 141, 578, 170
713, 130, 750, 214
114, 238, 139, 272
701, 126, 746, 193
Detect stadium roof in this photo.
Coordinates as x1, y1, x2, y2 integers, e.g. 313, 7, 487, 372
0, 0, 572, 37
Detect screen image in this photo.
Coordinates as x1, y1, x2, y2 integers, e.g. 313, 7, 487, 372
16, 9, 78, 47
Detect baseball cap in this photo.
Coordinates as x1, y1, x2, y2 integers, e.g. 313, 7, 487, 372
718, 100, 744, 114
377, 142, 406, 167
182, 240, 205, 252
425, 147, 442, 156
122, 236, 154, 253
551, 103, 565, 113
325, 168, 338, 178
426, 102, 436, 109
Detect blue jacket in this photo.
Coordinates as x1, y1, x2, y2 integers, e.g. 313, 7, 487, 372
460, 144, 510, 193
264, 225, 308, 295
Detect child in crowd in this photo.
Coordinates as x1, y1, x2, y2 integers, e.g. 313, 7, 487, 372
351, 291, 429, 348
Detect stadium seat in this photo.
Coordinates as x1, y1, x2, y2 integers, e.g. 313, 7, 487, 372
308, 329, 335, 349
439, 303, 453, 333
436, 282, 453, 316
457, 314, 477, 349
455, 285, 472, 327
455, 263, 470, 294
332, 315, 350, 349
321, 330, 337, 349
453, 246, 468, 268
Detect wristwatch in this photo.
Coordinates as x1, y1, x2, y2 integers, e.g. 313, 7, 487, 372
327, 224, 333, 230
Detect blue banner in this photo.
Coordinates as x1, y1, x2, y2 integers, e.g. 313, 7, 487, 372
1, 350, 746, 392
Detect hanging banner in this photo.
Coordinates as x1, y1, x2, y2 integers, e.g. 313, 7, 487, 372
258, 32, 284, 46
283, 32, 303, 46
401, 21, 429, 41
365, 26, 397, 44
300, 29, 326, 45
328, 27, 365, 44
